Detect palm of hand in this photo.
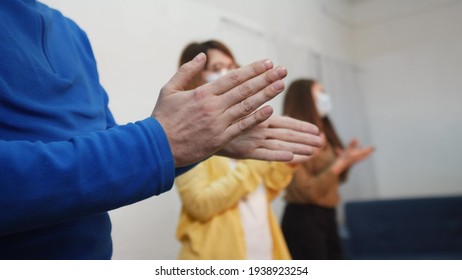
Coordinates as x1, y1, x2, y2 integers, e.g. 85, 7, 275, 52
338, 139, 374, 166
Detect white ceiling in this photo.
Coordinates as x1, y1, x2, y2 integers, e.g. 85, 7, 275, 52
338, 0, 460, 28
342, 0, 373, 5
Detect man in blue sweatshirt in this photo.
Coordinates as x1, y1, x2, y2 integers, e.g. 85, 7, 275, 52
0, 0, 322, 259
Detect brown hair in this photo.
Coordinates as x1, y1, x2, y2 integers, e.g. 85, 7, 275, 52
283, 79, 344, 151
179, 40, 236, 90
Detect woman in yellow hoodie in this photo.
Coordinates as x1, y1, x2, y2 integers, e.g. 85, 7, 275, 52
174, 40, 321, 260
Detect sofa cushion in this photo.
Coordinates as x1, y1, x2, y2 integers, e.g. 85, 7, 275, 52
344, 196, 462, 259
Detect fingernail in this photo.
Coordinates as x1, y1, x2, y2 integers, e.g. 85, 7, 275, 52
263, 60, 273, 70
261, 105, 273, 115
194, 52, 206, 63
277, 66, 287, 77
272, 80, 284, 91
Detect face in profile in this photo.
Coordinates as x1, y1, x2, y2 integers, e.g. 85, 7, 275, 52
201, 49, 237, 84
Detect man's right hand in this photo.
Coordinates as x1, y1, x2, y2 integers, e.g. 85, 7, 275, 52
152, 53, 288, 167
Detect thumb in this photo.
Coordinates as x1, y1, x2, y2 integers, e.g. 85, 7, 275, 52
162, 52, 207, 93
349, 138, 359, 149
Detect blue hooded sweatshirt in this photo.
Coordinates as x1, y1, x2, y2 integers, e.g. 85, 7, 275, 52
0, 0, 179, 259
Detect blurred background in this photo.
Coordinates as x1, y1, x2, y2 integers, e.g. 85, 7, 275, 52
40, 0, 462, 259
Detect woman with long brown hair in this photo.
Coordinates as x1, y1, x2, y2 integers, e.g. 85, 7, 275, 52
281, 79, 374, 259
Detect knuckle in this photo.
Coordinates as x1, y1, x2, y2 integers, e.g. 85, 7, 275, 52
239, 83, 252, 98
254, 109, 266, 123
238, 119, 248, 132
228, 71, 241, 86
240, 99, 253, 113
193, 86, 206, 99
178, 63, 189, 74
264, 88, 275, 100
264, 72, 272, 84
251, 63, 260, 75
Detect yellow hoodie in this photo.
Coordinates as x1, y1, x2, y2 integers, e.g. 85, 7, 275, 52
175, 156, 295, 260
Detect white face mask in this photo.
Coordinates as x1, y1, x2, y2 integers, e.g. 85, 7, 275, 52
205, 69, 229, 83
316, 91, 333, 117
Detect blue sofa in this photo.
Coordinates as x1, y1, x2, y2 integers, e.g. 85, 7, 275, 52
342, 195, 462, 259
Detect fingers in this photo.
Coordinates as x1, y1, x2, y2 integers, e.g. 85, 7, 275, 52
222, 69, 287, 125
290, 155, 313, 164
224, 106, 274, 139
269, 115, 320, 135
361, 146, 375, 157
265, 128, 324, 149
162, 52, 207, 92
247, 148, 294, 162
265, 115, 322, 148
201, 59, 274, 97
350, 146, 374, 164
221, 66, 287, 107
349, 138, 359, 149
259, 139, 316, 157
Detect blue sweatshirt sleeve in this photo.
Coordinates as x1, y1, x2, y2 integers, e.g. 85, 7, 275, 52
0, 117, 175, 236
99, 85, 195, 177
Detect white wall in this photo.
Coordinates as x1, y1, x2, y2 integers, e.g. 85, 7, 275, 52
40, 0, 361, 259
352, 0, 462, 198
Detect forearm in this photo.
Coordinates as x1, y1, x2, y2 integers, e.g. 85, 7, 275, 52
263, 162, 297, 201
177, 159, 271, 221
264, 162, 297, 190
330, 159, 348, 176
0, 118, 175, 236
